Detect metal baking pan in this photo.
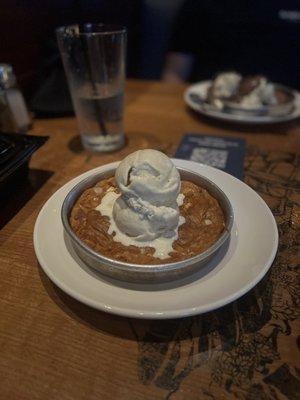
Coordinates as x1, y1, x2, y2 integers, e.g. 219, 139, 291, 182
61, 166, 234, 284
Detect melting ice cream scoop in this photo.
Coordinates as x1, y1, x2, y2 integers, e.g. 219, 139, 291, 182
96, 149, 185, 259
210, 72, 241, 100
238, 76, 277, 108
113, 149, 181, 241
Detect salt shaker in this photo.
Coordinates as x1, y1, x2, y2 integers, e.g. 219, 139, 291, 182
0, 64, 31, 133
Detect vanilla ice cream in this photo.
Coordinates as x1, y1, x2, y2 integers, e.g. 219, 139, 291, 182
240, 78, 277, 108
210, 72, 241, 99
96, 149, 185, 259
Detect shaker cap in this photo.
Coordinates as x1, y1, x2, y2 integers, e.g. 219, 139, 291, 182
0, 64, 16, 89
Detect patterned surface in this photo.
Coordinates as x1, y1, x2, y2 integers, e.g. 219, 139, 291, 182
129, 148, 300, 400
1, 82, 299, 399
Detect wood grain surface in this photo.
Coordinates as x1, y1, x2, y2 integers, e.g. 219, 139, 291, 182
0, 80, 299, 400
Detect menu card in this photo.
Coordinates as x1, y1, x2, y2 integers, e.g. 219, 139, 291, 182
175, 133, 246, 180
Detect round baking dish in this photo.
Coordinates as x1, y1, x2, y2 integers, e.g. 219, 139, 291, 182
61, 166, 234, 283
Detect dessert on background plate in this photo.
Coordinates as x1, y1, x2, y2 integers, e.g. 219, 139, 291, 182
69, 149, 226, 265
206, 72, 295, 116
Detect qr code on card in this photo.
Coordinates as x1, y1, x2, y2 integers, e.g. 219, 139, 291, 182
190, 147, 228, 168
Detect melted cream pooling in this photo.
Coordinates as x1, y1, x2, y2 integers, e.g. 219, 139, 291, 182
96, 191, 185, 259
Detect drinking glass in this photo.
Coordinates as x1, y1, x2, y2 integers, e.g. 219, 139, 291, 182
56, 23, 126, 152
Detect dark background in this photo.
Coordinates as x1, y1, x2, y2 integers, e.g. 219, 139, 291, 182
1, 0, 299, 114
0, 0, 184, 97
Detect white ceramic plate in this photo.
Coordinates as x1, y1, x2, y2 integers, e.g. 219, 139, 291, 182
184, 80, 300, 124
34, 160, 278, 319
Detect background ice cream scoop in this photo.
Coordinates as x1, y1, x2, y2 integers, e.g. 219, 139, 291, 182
113, 149, 181, 241
238, 76, 277, 108
210, 72, 241, 99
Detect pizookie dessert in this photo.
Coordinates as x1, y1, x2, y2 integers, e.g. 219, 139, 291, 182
70, 150, 225, 264
207, 72, 293, 111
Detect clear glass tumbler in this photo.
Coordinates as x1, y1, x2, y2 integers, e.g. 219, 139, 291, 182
56, 24, 126, 152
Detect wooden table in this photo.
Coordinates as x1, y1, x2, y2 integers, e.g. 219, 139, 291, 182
1, 80, 299, 400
